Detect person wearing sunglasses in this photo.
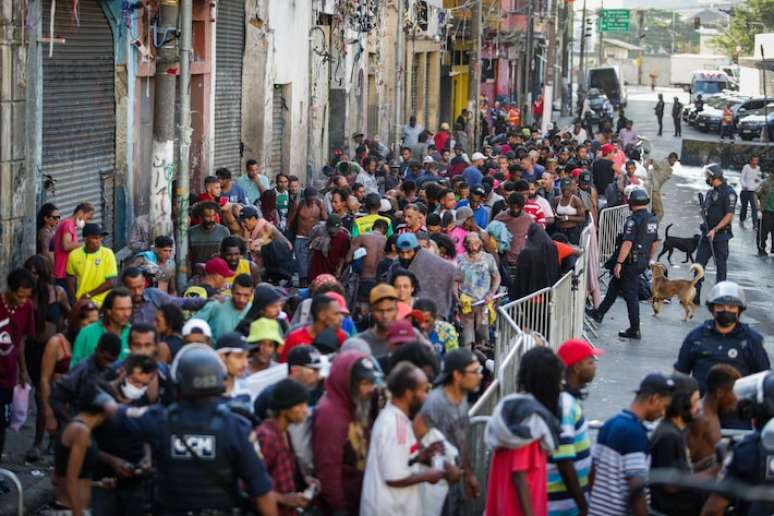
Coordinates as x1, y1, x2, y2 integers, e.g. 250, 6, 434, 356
37, 203, 61, 264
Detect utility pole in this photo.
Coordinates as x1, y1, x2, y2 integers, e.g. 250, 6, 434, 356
150, 0, 178, 240
578, 0, 587, 94
393, 0, 404, 154
637, 10, 645, 86
560, 0, 571, 116
762, 44, 770, 142
176, 0, 192, 286
468, 0, 483, 148
597, 2, 604, 66
524, 0, 535, 124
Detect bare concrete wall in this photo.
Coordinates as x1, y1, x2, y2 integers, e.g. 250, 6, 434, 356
0, 0, 35, 284
241, 0, 269, 175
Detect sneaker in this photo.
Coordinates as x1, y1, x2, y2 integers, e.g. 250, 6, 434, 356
585, 307, 603, 324
618, 328, 641, 339
758, 249, 768, 257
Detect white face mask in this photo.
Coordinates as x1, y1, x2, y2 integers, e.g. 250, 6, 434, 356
121, 381, 148, 401
76, 218, 86, 229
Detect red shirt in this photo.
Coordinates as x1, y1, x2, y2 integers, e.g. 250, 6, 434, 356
191, 193, 227, 225
434, 131, 450, 152
523, 201, 546, 229
485, 441, 548, 516
0, 297, 35, 389
52, 218, 77, 279
255, 420, 300, 516
279, 326, 347, 362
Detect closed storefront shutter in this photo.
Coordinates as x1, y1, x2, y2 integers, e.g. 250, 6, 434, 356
213, 0, 245, 175
271, 86, 285, 174
42, 0, 115, 228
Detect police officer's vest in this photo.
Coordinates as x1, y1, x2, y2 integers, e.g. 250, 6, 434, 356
703, 184, 736, 238
750, 437, 774, 516
157, 404, 239, 511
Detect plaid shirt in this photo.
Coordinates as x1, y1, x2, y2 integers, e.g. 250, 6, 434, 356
255, 419, 299, 515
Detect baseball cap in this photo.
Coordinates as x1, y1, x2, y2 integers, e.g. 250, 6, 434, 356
239, 206, 259, 220
454, 206, 474, 226
215, 332, 254, 353
246, 317, 284, 345
557, 339, 604, 368
601, 143, 616, 156
325, 292, 350, 314
205, 257, 236, 278
579, 170, 592, 184
471, 152, 485, 161
83, 223, 108, 237
312, 328, 341, 354
422, 155, 435, 164
351, 356, 384, 385
387, 320, 417, 346
570, 168, 583, 178
396, 232, 419, 251
327, 214, 342, 229
287, 345, 323, 369
636, 373, 676, 396
181, 318, 212, 338
434, 349, 478, 385
369, 283, 399, 304
471, 185, 486, 197
560, 177, 574, 190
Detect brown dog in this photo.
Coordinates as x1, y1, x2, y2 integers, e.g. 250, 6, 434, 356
650, 263, 704, 321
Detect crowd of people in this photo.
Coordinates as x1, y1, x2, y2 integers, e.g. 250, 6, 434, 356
0, 100, 771, 516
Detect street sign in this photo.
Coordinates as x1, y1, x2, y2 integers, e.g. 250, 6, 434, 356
600, 9, 630, 32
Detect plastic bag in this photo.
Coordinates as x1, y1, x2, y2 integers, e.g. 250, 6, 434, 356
10, 383, 31, 431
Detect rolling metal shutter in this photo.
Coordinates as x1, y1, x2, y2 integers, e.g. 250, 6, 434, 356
213, 0, 245, 175
41, 0, 115, 227
271, 86, 285, 174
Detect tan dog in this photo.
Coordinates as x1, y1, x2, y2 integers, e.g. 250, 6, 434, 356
650, 263, 704, 321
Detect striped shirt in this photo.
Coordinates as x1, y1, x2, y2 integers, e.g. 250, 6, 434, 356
547, 391, 591, 516
588, 410, 650, 516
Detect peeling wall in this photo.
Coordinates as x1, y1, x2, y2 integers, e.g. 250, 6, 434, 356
0, 0, 35, 284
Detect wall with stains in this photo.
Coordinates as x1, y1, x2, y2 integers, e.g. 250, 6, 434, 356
0, 0, 35, 284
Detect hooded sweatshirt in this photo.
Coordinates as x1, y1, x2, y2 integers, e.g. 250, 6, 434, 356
313, 351, 369, 514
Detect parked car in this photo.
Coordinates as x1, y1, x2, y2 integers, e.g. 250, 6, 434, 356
695, 95, 748, 133
734, 96, 774, 125
737, 105, 774, 141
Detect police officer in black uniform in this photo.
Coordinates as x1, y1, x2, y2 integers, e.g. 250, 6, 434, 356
108, 344, 278, 516
694, 163, 737, 305
700, 371, 774, 516
674, 281, 769, 395
587, 188, 659, 339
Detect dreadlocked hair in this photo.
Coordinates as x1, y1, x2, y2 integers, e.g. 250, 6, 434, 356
517, 346, 564, 418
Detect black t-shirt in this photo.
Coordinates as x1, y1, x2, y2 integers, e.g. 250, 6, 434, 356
649, 420, 706, 515
591, 159, 614, 195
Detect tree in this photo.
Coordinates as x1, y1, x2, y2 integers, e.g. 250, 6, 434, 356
712, 0, 774, 59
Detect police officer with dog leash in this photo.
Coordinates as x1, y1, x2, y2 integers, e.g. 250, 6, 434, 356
107, 344, 279, 515
694, 164, 736, 305
587, 188, 659, 339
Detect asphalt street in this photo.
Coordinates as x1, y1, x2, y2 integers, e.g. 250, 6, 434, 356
583, 85, 774, 424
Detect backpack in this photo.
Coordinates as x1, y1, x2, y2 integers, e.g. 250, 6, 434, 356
604, 181, 624, 208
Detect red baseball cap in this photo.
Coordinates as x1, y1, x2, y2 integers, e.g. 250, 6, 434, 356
557, 339, 604, 367
205, 257, 235, 278
600, 143, 616, 156
325, 292, 350, 315
387, 320, 417, 346
570, 168, 583, 178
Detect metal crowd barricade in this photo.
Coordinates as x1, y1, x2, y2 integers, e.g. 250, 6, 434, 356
0, 469, 23, 516
596, 204, 630, 270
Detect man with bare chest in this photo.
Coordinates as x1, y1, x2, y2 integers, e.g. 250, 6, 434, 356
292, 186, 326, 286
687, 364, 741, 475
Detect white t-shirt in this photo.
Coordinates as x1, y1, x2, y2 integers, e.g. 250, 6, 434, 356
535, 194, 554, 218
360, 403, 422, 516
740, 164, 762, 191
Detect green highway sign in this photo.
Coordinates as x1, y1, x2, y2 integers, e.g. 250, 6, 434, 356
600, 9, 630, 32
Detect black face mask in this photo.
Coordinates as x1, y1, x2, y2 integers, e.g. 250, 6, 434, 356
715, 311, 738, 327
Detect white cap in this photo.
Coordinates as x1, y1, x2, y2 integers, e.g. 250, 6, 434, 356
471, 152, 485, 161
379, 199, 393, 213
182, 318, 212, 338
422, 155, 435, 164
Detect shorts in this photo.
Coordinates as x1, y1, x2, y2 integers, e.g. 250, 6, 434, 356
0, 387, 13, 429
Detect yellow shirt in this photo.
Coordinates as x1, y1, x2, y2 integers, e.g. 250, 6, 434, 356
352, 214, 394, 237
224, 258, 252, 289
66, 246, 117, 307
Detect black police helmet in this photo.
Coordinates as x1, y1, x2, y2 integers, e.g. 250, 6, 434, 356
703, 163, 724, 180
171, 345, 226, 398
628, 188, 650, 207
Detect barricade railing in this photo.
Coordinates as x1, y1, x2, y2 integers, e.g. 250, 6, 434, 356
597, 204, 630, 269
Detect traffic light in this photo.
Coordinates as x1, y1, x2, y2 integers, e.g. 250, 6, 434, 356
584, 18, 593, 38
